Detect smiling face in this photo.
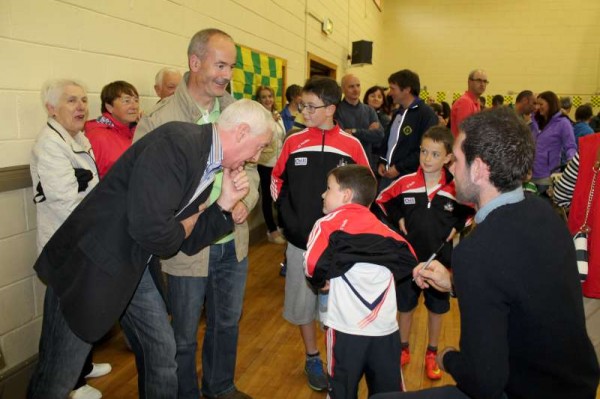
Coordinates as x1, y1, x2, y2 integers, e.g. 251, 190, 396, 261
322, 174, 349, 214
189, 35, 236, 100
367, 89, 384, 110
300, 92, 335, 130
537, 97, 550, 118
47, 84, 88, 136
258, 88, 275, 112
106, 93, 139, 125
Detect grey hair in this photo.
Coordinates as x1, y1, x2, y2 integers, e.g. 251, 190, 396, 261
40, 79, 86, 114
217, 99, 274, 137
187, 28, 233, 60
154, 67, 181, 86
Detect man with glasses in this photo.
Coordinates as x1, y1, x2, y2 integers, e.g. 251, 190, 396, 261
450, 69, 488, 138
134, 29, 259, 399
272, 76, 370, 391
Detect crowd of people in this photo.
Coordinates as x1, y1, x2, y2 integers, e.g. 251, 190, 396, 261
26, 26, 600, 399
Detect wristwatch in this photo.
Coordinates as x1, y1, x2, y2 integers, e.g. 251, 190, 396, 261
216, 203, 232, 217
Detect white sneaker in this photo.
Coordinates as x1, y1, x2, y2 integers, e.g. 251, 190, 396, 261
70, 384, 102, 399
85, 362, 112, 379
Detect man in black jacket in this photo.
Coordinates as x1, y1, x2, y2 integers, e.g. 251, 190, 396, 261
372, 107, 599, 398
377, 69, 438, 190
27, 99, 273, 399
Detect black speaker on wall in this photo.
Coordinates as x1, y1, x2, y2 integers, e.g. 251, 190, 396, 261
351, 40, 373, 65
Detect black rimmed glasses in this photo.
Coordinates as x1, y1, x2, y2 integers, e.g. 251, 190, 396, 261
298, 102, 328, 114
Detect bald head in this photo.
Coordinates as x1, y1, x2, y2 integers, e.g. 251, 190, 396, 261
341, 74, 361, 104
467, 69, 488, 97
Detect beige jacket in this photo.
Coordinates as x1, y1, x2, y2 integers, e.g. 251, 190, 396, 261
134, 72, 259, 276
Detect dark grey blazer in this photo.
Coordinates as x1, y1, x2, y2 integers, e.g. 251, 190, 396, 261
35, 121, 233, 342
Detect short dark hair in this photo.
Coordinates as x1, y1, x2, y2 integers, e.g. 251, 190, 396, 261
516, 90, 533, 103
492, 95, 504, 106
100, 81, 138, 113
363, 85, 391, 115
328, 165, 376, 207
460, 107, 534, 192
560, 96, 572, 110
388, 69, 420, 97
575, 104, 593, 122
285, 84, 302, 103
422, 126, 454, 155
302, 76, 342, 106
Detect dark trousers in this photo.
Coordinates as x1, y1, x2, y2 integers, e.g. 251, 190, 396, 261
327, 329, 402, 399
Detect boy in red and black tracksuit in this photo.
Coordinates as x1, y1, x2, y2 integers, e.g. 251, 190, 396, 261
376, 126, 474, 380
305, 165, 417, 399
271, 77, 370, 391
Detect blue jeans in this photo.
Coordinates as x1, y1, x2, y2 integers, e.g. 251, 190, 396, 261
168, 241, 248, 399
27, 287, 92, 399
28, 267, 177, 399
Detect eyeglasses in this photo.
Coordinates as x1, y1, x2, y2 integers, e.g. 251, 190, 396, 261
298, 103, 328, 114
469, 78, 489, 85
118, 96, 140, 105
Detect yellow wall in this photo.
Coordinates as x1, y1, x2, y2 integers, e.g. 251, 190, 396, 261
383, 0, 600, 107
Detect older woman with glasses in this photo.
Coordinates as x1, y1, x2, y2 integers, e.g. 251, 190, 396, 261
29, 79, 111, 399
85, 80, 140, 179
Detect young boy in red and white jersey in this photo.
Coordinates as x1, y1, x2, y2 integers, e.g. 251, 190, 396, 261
376, 126, 474, 380
305, 164, 418, 398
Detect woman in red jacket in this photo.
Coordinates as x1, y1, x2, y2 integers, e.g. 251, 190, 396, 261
85, 81, 139, 179
554, 132, 600, 362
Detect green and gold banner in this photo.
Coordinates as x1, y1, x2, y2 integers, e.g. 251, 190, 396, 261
232, 45, 284, 111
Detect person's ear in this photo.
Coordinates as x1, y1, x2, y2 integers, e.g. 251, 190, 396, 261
470, 157, 490, 185
442, 151, 453, 166
343, 187, 353, 204
189, 53, 201, 72
325, 104, 336, 118
235, 123, 251, 143
106, 102, 114, 114
45, 103, 56, 117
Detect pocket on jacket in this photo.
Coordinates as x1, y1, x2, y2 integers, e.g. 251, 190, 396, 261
78, 234, 121, 277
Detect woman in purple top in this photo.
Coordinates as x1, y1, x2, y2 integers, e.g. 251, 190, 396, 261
532, 91, 577, 194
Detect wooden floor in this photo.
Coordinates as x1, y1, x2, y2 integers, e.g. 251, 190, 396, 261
87, 239, 597, 398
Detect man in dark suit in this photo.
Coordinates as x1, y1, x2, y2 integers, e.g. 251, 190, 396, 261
27, 99, 273, 399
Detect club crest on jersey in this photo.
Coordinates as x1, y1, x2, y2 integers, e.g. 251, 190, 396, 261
337, 158, 348, 167
444, 202, 454, 212
295, 157, 308, 166
402, 126, 412, 135
404, 197, 416, 205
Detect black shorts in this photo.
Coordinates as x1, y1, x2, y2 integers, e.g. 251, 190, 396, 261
396, 277, 450, 314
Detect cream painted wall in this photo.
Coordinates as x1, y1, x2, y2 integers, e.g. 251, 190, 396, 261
0, 0, 386, 373
383, 0, 600, 105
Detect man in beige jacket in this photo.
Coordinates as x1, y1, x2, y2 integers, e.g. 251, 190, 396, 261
134, 28, 258, 399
